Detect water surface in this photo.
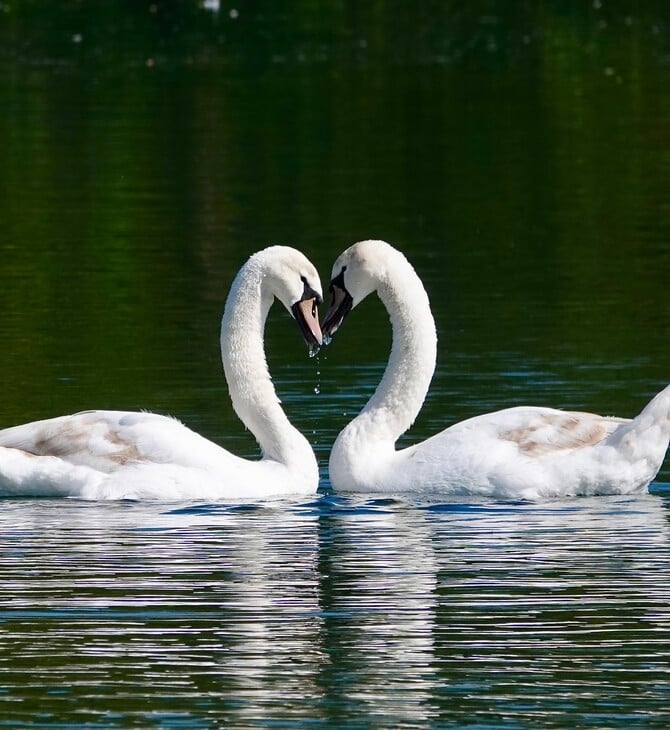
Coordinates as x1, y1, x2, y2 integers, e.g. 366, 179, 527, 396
1, 492, 669, 728
1, 2, 670, 727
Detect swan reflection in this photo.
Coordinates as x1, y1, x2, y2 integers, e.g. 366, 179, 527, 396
0, 493, 668, 726
317, 497, 440, 723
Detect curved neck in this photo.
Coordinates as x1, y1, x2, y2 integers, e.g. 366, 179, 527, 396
220, 260, 314, 468
351, 258, 437, 445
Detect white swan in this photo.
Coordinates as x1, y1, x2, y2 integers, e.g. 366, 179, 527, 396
0, 246, 323, 500
322, 240, 670, 499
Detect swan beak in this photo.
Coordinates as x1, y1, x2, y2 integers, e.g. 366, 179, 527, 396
321, 283, 353, 343
292, 297, 323, 357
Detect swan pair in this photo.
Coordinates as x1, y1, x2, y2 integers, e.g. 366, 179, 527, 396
0, 241, 668, 500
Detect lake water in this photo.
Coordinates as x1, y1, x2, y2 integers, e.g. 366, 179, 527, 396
1, 492, 670, 728
1, 2, 670, 727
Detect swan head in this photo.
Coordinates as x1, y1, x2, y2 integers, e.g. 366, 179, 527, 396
262, 246, 324, 356
322, 240, 396, 341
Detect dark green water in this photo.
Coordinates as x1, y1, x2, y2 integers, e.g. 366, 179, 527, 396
1, 2, 670, 727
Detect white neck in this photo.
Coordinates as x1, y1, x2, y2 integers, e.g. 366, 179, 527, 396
220, 259, 316, 471
344, 256, 437, 446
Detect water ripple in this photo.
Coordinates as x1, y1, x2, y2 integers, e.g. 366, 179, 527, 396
0, 492, 668, 727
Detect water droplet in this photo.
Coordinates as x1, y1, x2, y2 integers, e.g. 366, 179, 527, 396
323, 334, 332, 346
314, 386, 320, 395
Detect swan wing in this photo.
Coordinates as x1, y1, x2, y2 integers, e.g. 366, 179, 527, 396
421, 406, 630, 457
372, 407, 632, 496
0, 410, 237, 473
492, 407, 629, 456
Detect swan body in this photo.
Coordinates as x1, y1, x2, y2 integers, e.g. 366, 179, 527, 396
0, 246, 323, 500
322, 240, 670, 499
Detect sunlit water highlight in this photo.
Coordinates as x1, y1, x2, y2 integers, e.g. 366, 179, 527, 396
0, 486, 669, 728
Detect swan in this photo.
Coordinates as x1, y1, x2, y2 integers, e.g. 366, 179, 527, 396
0, 246, 323, 500
322, 239, 670, 499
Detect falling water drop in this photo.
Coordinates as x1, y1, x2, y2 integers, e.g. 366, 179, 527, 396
312, 355, 322, 395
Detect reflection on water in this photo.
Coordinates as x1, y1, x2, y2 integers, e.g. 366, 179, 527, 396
0, 492, 669, 727
318, 498, 440, 725
429, 494, 670, 725
0, 500, 325, 727
1, 1, 670, 727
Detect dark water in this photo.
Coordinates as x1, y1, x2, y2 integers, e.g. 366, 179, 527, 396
1, 2, 670, 727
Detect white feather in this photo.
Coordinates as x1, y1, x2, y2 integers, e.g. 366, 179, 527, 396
326, 240, 670, 499
0, 246, 322, 500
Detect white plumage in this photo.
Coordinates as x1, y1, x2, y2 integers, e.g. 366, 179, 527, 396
322, 240, 670, 499
0, 246, 323, 500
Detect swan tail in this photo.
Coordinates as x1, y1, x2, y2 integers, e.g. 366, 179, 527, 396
605, 384, 670, 477
0, 446, 103, 498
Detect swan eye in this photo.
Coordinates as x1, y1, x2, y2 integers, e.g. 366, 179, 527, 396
300, 276, 322, 305
330, 265, 347, 294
